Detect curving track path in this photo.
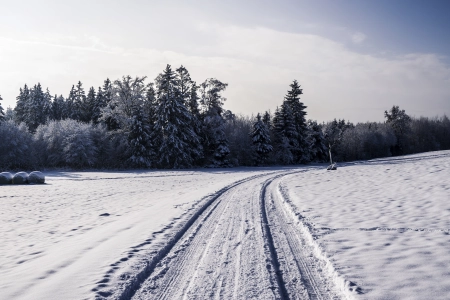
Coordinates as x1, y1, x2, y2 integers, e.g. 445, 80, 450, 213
125, 170, 344, 300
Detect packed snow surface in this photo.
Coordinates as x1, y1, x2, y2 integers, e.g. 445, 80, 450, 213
1, 150, 449, 299
282, 150, 450, 299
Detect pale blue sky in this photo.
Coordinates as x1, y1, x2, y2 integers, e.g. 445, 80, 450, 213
1, 0, 449, 122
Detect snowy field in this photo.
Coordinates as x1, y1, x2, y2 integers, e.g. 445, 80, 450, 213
0, 168, 281, 299
282, 150, 450, 299
1, 150, 449, 299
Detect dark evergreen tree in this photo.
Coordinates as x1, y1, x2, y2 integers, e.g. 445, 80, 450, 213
65, 85, 76, 120
154, 65, 201, 168
51, 94, 66, 121
101, 78, 119, 130
284, 80, 309, 162
199, 78, 230, 166
0, 94, 4, 122
14, 84, 30, 124
176, 65, 193, 106
384, 105, 411, 155
262, 111, 271, 129
80, 86, 96, 123
127, 104, 153, 168
25, 84, 52, 132
251, 113, 273, 165
72, 81, 86, 121
272, 102, 297, 164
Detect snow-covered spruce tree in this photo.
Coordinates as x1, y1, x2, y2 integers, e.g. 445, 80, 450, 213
14, 84, 30, 124
102, 76, 153, 167
284, 80, 309, 162
272, 102, 297, 165
72, 81, 86, 121
0, 94, 4, 122
176, 67, 203, 164
25, 84, 52, 132
92, 87, 105, 124
79, 86, 96, 123
4, 107, 15, 121
154, 65, 201, 168
100, 78, 120, 131
251, 113, 273, 165
199, 78, 230, 167
64, 85, 76, 120
306, 120, 328, 162
262, 111, 271, 129
384, 105, 411, 155
51, 94, 66, 121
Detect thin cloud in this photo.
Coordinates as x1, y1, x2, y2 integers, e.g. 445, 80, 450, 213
1, 26, 449, 123
351, 32, 367, 44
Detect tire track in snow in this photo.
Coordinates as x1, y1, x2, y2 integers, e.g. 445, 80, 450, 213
115, 167, 347, 300
109, 170, 286, 300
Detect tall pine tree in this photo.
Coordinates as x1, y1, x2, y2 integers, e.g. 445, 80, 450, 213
72, 81, 86, 121
0, 94, 4, 122
199, 78, 230, 166
51, 94, 66, 121
14, 84, 30, 124
272, 102, 297, 165
284, 80, 309, 162
154, 65, 201, 168
251, 113, 273, 165
25, 84, 52, 132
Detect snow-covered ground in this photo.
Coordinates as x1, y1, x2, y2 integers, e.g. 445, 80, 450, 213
1, 150, 449, 299
0, 168, 282, 299
282, 150, 450, 299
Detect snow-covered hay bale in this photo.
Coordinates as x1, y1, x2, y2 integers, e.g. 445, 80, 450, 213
12, 172, 29, 184
28, 171, 45, 184
0, 172, 13, 184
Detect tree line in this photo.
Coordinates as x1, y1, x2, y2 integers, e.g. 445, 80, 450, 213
0, 64, 449, 169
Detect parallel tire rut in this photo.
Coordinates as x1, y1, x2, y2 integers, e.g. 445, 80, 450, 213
116, 170, 284, 300
121, 168, 342, 300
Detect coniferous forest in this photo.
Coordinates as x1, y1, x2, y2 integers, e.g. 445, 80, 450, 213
0, 64, 449, 170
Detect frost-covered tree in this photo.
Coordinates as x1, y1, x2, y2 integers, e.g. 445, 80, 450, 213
102, 76, 154, 166
199, 78, 230, 166
64, 85, 75, 120
154, 65, 201, 168
0, 94, 4, 122
51, 94, 66, 121
284, 80, 309, 162
262, 111, 271, 129
79, 86, 96, 123
72, 81, 86, 121
100, 78, 120, 130
34, 119, 106, 168
4, 107, 15, 121
127, 106, 153, 168
272, 102, 297, 165
0, 121, 35, 169
306, 120, 327, 162
24, 84, 52, 132
251, 113, 273, 165
323, 119, 351, 165
14, 84, 30, 124
384, 105, 411, 155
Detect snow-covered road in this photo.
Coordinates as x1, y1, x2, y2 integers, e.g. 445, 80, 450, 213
129, 170, 344, 300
